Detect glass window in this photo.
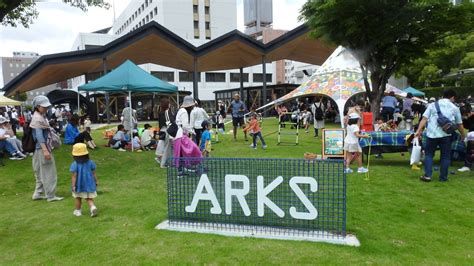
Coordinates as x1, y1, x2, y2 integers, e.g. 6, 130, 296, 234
205, 72, 226, 82
151, 71, 174, 82
154, 7, 157, 15
205, 22, 210, 30
205, 6, 210, 15
145, 0, 148, 7
141, 4, 144, 10
194, 21, 199, 29
179, 72, 201, 82
193, 5, 198, 13
253, 74, 272, 82
230, 73, 249, 82
146, 15, 149, 22
150, 11, 153, 19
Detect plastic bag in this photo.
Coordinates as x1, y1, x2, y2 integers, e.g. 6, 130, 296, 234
410, 137, 421, 165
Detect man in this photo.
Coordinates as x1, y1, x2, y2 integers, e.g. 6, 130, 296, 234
381, 91, 398, 122
228, 94, 247, 141
415, 89, 466, 182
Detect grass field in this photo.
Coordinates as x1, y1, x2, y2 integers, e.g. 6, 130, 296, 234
0, 119, 472, 264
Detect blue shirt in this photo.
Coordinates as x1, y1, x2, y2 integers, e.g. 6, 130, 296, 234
64, 123, 79, 144
32, 128, 49, 150
382, 96, 398, 108
423, 99, 462, 138
230, 100, 247, 118
200, 130, 211, 151
70, 160, 97, 193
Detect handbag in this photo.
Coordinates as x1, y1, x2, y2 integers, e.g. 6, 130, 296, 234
49, 128, 62, 149
434, 102, 458, 134
410, 138, 422, 165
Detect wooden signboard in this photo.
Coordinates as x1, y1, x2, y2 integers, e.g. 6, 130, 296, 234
322, 129, 346, 159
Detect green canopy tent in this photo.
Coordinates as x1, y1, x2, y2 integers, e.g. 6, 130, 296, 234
403, 86, 425, 97
78, 59, 178, 151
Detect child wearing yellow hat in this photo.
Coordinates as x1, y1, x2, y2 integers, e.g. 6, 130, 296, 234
70, 143, 99, 217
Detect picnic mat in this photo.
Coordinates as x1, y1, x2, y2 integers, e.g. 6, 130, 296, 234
359, 131, 465, 153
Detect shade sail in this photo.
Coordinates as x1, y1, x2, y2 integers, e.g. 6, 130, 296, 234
403, 86, 425, 97
78, 60, 177, 93
0, 95, 22, 106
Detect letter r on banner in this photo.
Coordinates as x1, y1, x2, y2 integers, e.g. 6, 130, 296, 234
225, 175, 251, 216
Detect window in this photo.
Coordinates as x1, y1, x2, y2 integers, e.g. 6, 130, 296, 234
205, 72, 226, 82
141, 4, 144, 10
138, 8, 141, 14
230, 73, 249, 82
10, 73, 14, 77
150, 11, 153, 19
151, 71, 174, 82
179, 72, 201, 82
253, 74, 272, 82
193, 5, 198, 14
205, 22, 210, 30
154, 7, 157, 15
139, 22, 142, 27
145, 0, 148, 7
194, 21, 199, 29
146, 15, 149, 22
9, 63, 12, 67
205, 6, 210, 15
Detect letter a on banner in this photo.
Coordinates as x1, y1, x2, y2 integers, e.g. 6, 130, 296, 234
257, 176, 285, 217
225, 175, 251, 216
185, 174, 222, 214
289, 176, 318, 220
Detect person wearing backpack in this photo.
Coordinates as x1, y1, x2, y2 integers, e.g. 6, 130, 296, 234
311, 97, 326, 137
415, 89, 466, 182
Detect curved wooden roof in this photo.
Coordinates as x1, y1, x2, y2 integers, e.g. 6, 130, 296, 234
3, 22, 334, 96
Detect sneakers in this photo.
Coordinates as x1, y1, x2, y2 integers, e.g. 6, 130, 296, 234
357, 167, 369, 173
9, 153, 24, 160
118, 148, 126, 152
32, 194, 46, 200
250, 146, 257, 149
16, 152, 27, 158
411, 164, 421, 170
420, 176, 431, 182
47, 196, 64, 202
155, 157, 161, 164
262, 145, 267, 149
458, 166, 471, 172
90, 206, 98, 217
73, 209, 82, 217
344, 168, 353, 174
249, 144, 256, 147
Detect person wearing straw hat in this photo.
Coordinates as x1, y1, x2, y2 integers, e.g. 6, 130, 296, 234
175, 95, 195, 136
30, 95, 63, 202
70, 143, 99, 217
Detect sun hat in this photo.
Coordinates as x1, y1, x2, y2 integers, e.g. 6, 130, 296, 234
32, 95, 51, 108
72, 143, 88, 156
348, 113, 360, 119
0, 117, 10, 124
181, 96, 195, 108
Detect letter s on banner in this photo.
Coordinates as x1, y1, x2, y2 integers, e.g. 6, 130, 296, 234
289, 176, 318, 220
185, 174, 222, 214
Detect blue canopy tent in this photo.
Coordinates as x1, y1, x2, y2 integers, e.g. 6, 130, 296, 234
403, 86, 425, 97
79, 59, 178, 151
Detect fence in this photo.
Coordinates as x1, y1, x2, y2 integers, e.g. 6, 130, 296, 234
159, 157, 356, 245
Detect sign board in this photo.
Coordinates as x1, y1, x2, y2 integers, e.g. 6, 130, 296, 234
322, 129, 345, 159
158, 158, 359, 246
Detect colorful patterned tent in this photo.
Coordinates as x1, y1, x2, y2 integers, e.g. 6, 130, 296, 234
258, 46, 402, 127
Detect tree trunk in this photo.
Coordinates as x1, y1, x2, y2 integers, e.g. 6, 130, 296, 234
369, 73, 385, 122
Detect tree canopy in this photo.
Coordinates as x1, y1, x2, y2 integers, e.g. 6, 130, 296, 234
300, 0, 474, 116
0, 0, 110, 28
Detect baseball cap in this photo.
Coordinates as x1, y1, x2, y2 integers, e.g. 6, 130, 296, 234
32, 95, 51, 108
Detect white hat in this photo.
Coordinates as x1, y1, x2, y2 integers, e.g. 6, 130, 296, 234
32, 95, 51, 108
348, 113, 360, 119
0, 117, 10, 124
181, 96, 195, 108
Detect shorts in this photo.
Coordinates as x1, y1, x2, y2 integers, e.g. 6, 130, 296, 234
232, 117, 245, 127
344, 142, 362, 153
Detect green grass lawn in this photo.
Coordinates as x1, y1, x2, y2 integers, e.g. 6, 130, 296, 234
0, 119, 472, 264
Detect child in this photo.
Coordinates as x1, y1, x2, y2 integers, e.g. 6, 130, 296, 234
141, 124, 157, 150
216, 111, 225, 134
84, 116, 92, 133
110, 124, 128, 151
132, 130, 142, 151
243, 113, 267, 150
70, 143, 98, 217
200, 120, 212, 157
344, 113, 369, 173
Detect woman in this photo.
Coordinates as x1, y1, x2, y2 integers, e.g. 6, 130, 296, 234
64, 114, 97, 149
30, 95, 63, 202
190, 99, 209, 145
311, 97, 326, 137
402, 93, 414, 130
155, 98, 176, 168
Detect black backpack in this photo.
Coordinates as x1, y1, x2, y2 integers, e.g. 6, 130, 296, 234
314, 104, 324, 120
434, 101, 458, 134
22, 124, 36, 153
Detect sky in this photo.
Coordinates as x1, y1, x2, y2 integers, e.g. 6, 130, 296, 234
0, 0, 307, 87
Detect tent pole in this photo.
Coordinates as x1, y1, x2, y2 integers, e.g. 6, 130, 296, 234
129, 91, 133, 152
77, 91, 80, 115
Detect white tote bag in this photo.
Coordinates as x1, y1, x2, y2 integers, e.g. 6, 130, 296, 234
410, 137, 422, 165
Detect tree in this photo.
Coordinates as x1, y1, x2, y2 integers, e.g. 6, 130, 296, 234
300, 0, 474, 118
399, 32, 474, 88
0, 0, 110, 28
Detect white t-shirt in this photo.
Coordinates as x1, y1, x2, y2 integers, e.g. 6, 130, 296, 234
132, 136, 141, 149
190, 107, 209, 129
345, 124, 360, 144
141, 129, 152, 146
